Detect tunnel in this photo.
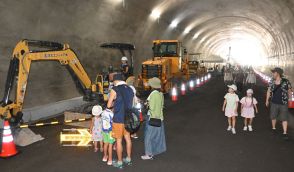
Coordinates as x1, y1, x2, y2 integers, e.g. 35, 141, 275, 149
1, 0, 294, 109
0, 0, 294, 171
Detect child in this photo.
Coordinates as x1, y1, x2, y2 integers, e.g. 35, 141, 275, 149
222, 84, 239, 134
90, 105, 103, 152
101, 108, 115, 166
240, 89, 258, 131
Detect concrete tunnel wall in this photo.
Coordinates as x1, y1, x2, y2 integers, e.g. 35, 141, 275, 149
0, 0, 294, 114
0, 0, 192, 109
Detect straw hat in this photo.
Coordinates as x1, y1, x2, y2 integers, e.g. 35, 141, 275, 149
148, 77, 161, 89
126, 76, 135, 86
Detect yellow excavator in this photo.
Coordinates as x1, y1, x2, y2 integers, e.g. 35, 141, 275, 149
137, 40, 190, 94
0, 40, 105, 123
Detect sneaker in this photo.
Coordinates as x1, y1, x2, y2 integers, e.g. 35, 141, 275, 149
123, 157, 132, 166
283, 133, 289, 140
232, 128, 236, 134
102, 156, 108, 162
112, 161, 123, 169
131, 135, 139, 139
227, 126, 232, 131
248, 125, 253, 131
107, 161, 112, 166
243, 126, 248, 131
141, 155, 153, 160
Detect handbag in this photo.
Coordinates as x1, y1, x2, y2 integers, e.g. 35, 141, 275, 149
149, 117, 162, 127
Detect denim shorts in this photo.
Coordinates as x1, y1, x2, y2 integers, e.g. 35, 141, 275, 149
270, 103, 289, 121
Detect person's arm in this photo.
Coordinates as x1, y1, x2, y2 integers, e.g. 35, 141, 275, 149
89, 118, 94, 134
107, 89, 116, 109
222, 99, 227, 112
235, 101, 239, 114
254, 104, 258, 114
266, 88, 271, 107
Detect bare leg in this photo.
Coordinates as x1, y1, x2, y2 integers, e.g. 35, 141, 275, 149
272, 119, 277, 129
282, 121, 288, 134
100, 141, 103, 152
116, 138, 123, 162
108, 144, 113, 162
228, 117, 232, 127
249, 118, 253, 126
124, 132, 132, 160
244, 118, 248, 126
94, 141, 98, 151
103, 143, 109, 159
232, 116, 236, 128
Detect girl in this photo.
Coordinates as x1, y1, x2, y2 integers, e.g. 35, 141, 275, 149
101, 108, 115, 166
240, 89, 258, 131
90, 105, 103, 152
222, 84, 239, 134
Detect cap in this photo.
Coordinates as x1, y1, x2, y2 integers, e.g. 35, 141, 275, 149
92, 105, 103, 116
148, 77, 161, 89
121, 56, 128, 61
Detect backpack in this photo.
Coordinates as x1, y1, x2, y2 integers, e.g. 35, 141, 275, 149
117, 85, 141, 134
101, 109, 114, 132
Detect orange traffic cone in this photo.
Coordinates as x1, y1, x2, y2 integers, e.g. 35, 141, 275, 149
189, 80, 195, 91
0, 120, 18, 158
289, 92, 294, 109
181, 83, 186, 95
171, 87, 178, 102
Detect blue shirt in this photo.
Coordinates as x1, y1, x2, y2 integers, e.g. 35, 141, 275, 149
112, 84, 134, 123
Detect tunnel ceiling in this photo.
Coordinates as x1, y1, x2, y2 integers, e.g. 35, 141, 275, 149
142, 0, 294, 65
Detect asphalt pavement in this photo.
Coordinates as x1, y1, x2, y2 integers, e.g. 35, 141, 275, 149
1, 76, 294, 172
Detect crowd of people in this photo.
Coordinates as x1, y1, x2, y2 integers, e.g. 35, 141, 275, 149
88, 57, 166, 169
222, 66, 292, 140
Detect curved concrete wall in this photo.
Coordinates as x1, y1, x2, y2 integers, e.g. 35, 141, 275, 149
0, 0, 294, 109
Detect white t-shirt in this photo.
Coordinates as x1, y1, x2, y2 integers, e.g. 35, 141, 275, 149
224, 93, 239, 110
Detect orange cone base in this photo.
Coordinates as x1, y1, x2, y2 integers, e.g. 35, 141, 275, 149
172, 96, 178, 101
289, 101, 294, 108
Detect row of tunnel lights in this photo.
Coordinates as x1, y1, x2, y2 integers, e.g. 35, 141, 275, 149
170, 73, 211, 101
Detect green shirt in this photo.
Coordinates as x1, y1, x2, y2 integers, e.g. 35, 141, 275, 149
147, 90, 164, 120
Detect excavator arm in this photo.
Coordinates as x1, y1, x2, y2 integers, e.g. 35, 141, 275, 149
0, 40, 102, 121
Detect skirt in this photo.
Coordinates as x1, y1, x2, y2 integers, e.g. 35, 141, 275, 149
225, 109, 238, 117
144, 122, 167, 156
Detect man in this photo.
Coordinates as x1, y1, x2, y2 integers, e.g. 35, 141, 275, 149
121, 56, 132, 80
266, 67, 292, 139
107, 73, 134, 169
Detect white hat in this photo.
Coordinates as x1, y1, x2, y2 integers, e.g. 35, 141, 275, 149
247, 89, 254, 94
148, 77, 161, 89
227, 84, 237, 91
121, 56, 128, 61
92, 105, 103, 116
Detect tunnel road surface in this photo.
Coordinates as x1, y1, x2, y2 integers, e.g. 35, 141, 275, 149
1, 77, 294, 172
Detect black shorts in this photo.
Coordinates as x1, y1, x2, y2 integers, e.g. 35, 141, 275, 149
270, 103, 289, 121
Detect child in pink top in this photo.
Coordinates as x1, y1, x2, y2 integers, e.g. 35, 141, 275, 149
240, 89, 258, 131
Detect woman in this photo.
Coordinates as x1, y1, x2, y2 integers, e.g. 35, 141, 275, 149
141, 77, 166, 160
245, 70, 256, 89
224, 67, 233, 85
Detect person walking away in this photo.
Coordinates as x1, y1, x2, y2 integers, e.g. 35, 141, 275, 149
101, 108, 115, 166
90, 105, 103, 152
222, 84, 239, 134
141, 77, 166, 160
121, 56, 132, 80
235, 70, 245, 92
240, 89, 258, 131
266, 67, 292, 139
245, 70, 256, 89
107, 73, 134, 169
